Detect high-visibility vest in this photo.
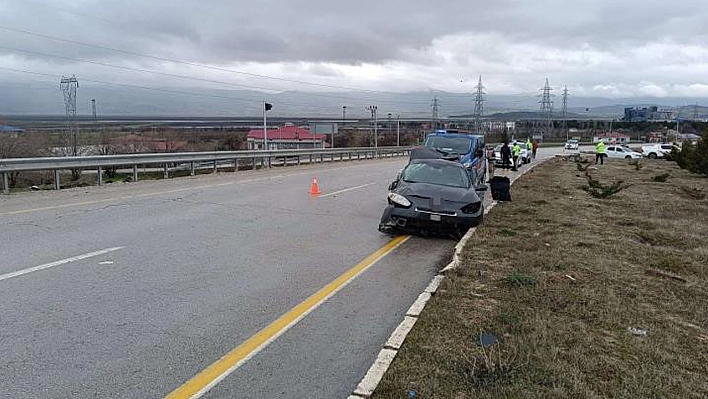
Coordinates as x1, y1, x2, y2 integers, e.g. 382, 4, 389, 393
526, 140, 533, 150
596, 141, 606, 154
513, 144, 521, 156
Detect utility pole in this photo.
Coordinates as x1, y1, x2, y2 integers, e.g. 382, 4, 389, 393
431, 96, 440, 131
263, 100, 268, 150
562, 86, 569, 141
473, 76, 486, 133
396, 114, 401, 147
263, 101, 272, 166
368, 105, 378, 147
539, 78, 553, 139
60, 75, 79, 157
338, 105, 346, 148
388, 113, 392, 137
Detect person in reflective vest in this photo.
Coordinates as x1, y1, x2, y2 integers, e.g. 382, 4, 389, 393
526, 138, 533, 161
512, 141, 522, 171
595, 140, 607, 165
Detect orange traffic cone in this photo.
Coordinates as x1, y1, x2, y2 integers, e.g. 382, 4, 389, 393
309, 177, 321, 195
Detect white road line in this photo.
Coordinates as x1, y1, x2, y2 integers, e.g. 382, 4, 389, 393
319, 182, 376, 198
0, 247, 124, 282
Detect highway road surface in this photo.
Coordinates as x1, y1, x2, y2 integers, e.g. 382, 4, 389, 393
0, 149, 557, 398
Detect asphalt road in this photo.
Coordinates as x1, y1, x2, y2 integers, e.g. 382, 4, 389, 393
0, 149, 559, 398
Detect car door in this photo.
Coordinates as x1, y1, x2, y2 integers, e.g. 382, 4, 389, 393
606, 146, 616, 158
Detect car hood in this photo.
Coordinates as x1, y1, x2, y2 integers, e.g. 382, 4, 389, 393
395, 182, 480, 210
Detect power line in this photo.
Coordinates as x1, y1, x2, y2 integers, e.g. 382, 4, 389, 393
0, 66, 426, 117
539, 78, 553, 138
0, 24, 432, 100
473, 76, 485, 132
431, 96, 440, 130
0, 43, 435, 108
562, 85, 569, 140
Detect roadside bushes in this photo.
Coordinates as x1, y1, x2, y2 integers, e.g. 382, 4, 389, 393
669, 135, 708, 176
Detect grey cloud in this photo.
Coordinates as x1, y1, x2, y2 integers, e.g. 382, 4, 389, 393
3, 0, 707, 64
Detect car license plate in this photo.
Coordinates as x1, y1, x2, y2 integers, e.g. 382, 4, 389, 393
430, 214, 442, 221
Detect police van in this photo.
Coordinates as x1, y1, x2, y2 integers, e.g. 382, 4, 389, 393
423, 130, 487, 186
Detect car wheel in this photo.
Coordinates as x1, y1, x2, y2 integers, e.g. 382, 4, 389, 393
625, 155, 631, 159
648, 153, 657, 159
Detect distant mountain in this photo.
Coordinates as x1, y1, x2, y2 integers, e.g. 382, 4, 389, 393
1, 83, 706, 119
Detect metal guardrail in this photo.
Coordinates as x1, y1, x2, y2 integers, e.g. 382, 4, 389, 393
1, 146, 412, 194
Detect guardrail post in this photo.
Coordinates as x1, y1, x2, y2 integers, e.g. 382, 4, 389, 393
97, 167, 103, 186
234, 159, 239, 171
297, 155, 301, 166
132, 165, 138, 182
54, 170, 60, 190
163, 164, 169, 179
190, 161, 195, 176
252, 157, 257, 169
2, 172, 9, 194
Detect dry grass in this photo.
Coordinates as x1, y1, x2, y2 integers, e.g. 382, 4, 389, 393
372, 158, 708, 399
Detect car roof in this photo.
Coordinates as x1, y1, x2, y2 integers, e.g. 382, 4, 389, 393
409, 158, 466, 168
427, 132, 484, 139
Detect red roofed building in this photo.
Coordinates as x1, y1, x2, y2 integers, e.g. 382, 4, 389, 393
247, 123, 328, 150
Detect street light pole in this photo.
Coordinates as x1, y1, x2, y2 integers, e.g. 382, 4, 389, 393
374, 107, 378, 148
338, 105, 346, 149
396, 114, 400, 147
263, 100, 268, 151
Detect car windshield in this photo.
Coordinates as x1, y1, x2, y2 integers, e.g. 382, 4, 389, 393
424, 136, 472, 154
402, 162, 470, 188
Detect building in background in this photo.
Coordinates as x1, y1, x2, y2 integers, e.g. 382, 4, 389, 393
0, 124, 24, 138
247, 124, 328, 150
593, 132, 631, 144
623, 107, 674, 122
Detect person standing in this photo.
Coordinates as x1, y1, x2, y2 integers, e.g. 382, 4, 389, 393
501, 140, 512, 170
595, 140, 607, 165
532, 139, 539, 159
486, 145, 496, 178
526, 138, 533, 162
512, 141, 522, 171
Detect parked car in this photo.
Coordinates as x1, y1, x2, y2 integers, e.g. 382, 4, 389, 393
641, 143, 676, 159
564, 139, 579, 150
424, 130, 487, 186
493, 142, 528, 167
378, 158, 486, 237
605, 145, 642, 159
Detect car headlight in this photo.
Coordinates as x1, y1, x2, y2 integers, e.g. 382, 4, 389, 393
462, 201, 482, 214
463, 161, 473, 169
388, 192, 411, 207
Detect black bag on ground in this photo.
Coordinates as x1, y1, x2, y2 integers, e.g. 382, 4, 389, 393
490, 176, 511, 201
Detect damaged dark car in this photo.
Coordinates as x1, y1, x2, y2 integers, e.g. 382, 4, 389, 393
378, 157, 486, 237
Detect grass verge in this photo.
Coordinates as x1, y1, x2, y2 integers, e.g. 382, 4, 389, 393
372, 158, 708, 399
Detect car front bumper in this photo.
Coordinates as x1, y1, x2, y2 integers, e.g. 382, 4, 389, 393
378, 204, 483, 234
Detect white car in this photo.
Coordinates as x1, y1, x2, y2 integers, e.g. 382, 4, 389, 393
641, 143, 676, 159
564, 139, 579, 151
605, 145, 642, 159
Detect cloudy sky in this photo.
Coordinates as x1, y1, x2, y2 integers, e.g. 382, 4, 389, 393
1, 0, 708, 105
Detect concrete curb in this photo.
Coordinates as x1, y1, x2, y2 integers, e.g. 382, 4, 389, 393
347, 158, 549, 398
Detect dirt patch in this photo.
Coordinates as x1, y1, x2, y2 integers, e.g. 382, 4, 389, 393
372, 158, 708, 399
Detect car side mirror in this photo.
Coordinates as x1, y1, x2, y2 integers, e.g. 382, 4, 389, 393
389, 180, 398, 191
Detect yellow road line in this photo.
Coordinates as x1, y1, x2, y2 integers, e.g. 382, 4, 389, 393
164, 235, 410, 399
